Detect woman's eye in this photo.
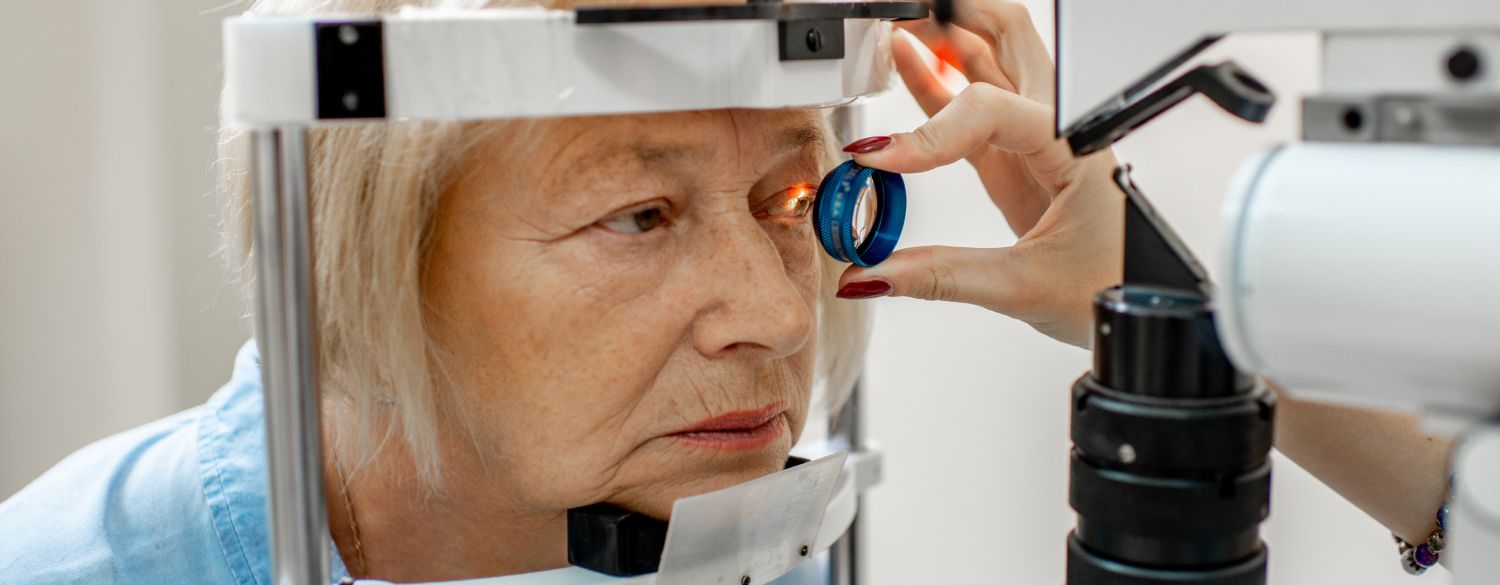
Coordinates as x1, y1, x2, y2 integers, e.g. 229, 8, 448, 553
754, 184, 816, 220
599, 206, 669, 234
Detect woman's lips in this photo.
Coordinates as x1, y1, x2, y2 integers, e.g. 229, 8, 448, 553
669, 403, 788, 451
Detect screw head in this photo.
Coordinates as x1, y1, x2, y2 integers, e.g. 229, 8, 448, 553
1390, 103, 1420, 131
1341, 107, 1364, 132
338, 24, 360, 46
1447, 46, 1482, 81
1117, 443, 1137, 464
806, 28, 824, 53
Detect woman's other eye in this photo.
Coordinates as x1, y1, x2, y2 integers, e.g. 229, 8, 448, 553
599, 204, 670, 234
753, 184, 816, 220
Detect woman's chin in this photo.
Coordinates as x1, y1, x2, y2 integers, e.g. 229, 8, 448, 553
615, 425, 796, 519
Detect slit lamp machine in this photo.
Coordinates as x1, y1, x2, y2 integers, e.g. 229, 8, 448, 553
221, 0, 1500, 583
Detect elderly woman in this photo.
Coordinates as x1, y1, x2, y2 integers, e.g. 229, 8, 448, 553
0, 0, 1460, 583
1, 0, 868, 580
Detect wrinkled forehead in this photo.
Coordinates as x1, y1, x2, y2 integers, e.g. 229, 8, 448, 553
513, 108, 830, 183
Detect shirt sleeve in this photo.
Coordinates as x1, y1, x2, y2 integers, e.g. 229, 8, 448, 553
0, 407, 239, 585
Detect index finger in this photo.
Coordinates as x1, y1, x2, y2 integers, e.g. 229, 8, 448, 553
946, 0, 1056, 104
895, 19, 1016, 93
851, 83, 1075, 189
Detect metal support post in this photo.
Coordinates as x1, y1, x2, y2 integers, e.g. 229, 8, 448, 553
827, 101, 867, 585
828, 381, 866, 585
251, 127, 332, 585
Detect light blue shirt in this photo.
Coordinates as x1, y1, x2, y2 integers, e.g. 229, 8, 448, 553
0, 341, 352, 585
0, 342, 826, 585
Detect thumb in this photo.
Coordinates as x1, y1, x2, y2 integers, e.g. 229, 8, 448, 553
835, 245, 1025, 314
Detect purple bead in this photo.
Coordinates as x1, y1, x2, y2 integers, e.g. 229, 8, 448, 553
1415, 544, 1440, 568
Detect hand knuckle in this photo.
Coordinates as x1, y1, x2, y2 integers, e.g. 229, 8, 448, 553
967, 82, 1005, 103
910, 126, 946, 164
910, 249, 959, 302
996, 2, 1033, 30
953, 83, 998, 118
928, 262, 959, 302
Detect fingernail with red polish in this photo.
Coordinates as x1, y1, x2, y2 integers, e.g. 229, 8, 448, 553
837, 279, 893, 299
842, 136, 892, 154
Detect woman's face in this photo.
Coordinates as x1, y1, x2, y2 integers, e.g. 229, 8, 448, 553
424, 108, 828, 519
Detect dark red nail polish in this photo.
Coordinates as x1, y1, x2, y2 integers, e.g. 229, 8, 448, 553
842, 136, 892, 154
837, 279, 893, 299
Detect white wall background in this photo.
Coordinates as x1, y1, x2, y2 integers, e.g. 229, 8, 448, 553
0, 1, 1445, 583
0, 0, 246, 499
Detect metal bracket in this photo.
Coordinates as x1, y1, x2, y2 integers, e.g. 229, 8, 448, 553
1116, 166, 1211, 295
314, 21, 386, 120
1304, 95, 1500, 146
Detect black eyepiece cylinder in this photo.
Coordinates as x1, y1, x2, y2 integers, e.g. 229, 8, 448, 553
1066, 285, 1275, 585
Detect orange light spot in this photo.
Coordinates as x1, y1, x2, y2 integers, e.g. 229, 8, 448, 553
931, 38, 965, 76
784, 184, 815, 213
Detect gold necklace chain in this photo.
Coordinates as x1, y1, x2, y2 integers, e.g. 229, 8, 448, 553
336, 461, 371, 577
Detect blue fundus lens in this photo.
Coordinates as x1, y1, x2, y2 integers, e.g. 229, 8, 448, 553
813, 161, 906, 267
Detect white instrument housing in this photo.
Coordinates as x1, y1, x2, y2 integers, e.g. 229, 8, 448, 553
223, 8, 896, 127
1218, 143, 1500, 421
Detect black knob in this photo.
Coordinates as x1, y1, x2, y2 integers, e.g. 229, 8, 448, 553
1447, 46, 1482, 82
806, 28, 824, 53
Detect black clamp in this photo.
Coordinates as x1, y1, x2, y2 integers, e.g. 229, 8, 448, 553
780, 18, 844, 61
314, 21, 387, 120
567, 503, 669, 577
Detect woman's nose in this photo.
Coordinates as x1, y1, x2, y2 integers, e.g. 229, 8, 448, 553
690, 217, 815, 360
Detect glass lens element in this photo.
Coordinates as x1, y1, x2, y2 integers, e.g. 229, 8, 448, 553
851, 177, 878, 246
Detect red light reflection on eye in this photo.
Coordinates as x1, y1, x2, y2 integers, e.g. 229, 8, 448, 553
786, 184, 816, 212
754, 184, 817, 219
768, 183, 815, 217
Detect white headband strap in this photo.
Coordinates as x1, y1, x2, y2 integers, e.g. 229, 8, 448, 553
223, 4, 922, 127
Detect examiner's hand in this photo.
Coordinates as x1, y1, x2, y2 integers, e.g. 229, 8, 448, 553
835, 3, 1123, 348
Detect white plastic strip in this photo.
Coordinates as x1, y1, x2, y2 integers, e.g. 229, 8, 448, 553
222, 10, 894, 126
358, 450, 881, 585
223, 15, 318, 125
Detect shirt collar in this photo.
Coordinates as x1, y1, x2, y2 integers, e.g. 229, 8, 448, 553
198, 340, 352, 585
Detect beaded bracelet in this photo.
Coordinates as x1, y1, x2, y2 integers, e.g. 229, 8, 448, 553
1394, 503, 1447, 574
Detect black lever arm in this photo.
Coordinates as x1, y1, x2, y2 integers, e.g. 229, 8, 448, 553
1068, 62, 1275, 157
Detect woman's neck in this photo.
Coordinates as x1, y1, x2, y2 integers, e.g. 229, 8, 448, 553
324, 442, 569, 582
